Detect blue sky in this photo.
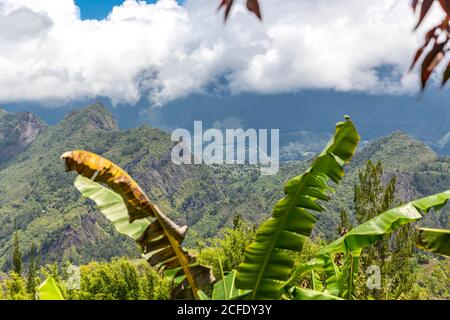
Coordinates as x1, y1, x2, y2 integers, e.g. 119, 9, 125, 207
75, 0, 159, 20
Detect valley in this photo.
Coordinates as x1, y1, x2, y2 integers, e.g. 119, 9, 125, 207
0, 103, 448, 270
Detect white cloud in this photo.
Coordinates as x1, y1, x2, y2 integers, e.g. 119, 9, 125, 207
0, 7, 53, 42
0, 0, 442, 106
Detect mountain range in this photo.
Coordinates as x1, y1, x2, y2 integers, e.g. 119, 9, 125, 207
4, 90, 449, 155
0, 103, 448, 270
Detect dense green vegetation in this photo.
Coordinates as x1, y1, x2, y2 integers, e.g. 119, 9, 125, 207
353, 161, 416, 300
0, 258, 169, 300
0, 105, 448, 270
0, 105, 448, 300
1, 218, 447, 300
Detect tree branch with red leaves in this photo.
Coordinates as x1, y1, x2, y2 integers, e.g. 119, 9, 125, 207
218, 0, 262, 21
411, 0, 450, 89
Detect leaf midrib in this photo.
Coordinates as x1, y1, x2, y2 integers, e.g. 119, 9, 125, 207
251, 169, 313, 299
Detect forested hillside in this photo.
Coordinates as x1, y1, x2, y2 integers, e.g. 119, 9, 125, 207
0, 104, 448, 271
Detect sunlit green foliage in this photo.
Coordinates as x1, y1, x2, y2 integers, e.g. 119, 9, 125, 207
0, 258, 170, 301
2, 272, 31, 300
408, 259, 450, 300
197, 215, 257, 282
66, 259, 170, 300
37, 277, 64, 300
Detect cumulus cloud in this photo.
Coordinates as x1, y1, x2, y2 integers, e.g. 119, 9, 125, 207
0, 7, 53, 42
0, 0, 441, 106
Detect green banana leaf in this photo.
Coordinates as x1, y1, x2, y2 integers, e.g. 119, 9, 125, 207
291, 190, 450, 285
322, 253, 341, 296
75, 175, 150, 240
311, 271, 323, 292
318, 191, 449, 257
338, 249, 361, 300
291, 287, 342, 300
197, 290, 211, 300
37, 277, 64, 300
235, 118, 360, 299
73, 174, 214, 299
416, 227, 450, 257
212, 270, 251, 300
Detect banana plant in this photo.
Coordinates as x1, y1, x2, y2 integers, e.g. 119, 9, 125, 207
37, 277, 64, 300
235, 117, 360, 299
61, 151, 215, 300
60, 118, 450, 301
212, 270, 250, 300
290, 287, 342, 300
416, 227, 450, 257
232, 116, 449, 300
289, 190, 450, 299
199, 248, 250, 300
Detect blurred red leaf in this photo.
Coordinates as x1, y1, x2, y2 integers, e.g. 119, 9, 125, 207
438, 0, 450, 16
415, 0, 435, 30
442, 61, 450, 86
410, 47, 426, 72
247, 0, 262, 20
411, 1, 450, 91
218, 0, 234, 21
410, 26, 439, 71
219, 0, 262, 22
421, 41, 447, 89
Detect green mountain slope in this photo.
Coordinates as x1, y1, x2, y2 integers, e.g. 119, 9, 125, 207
0, 109, 46, 167
0, 104, 232, 269
0, 104, 448, 270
